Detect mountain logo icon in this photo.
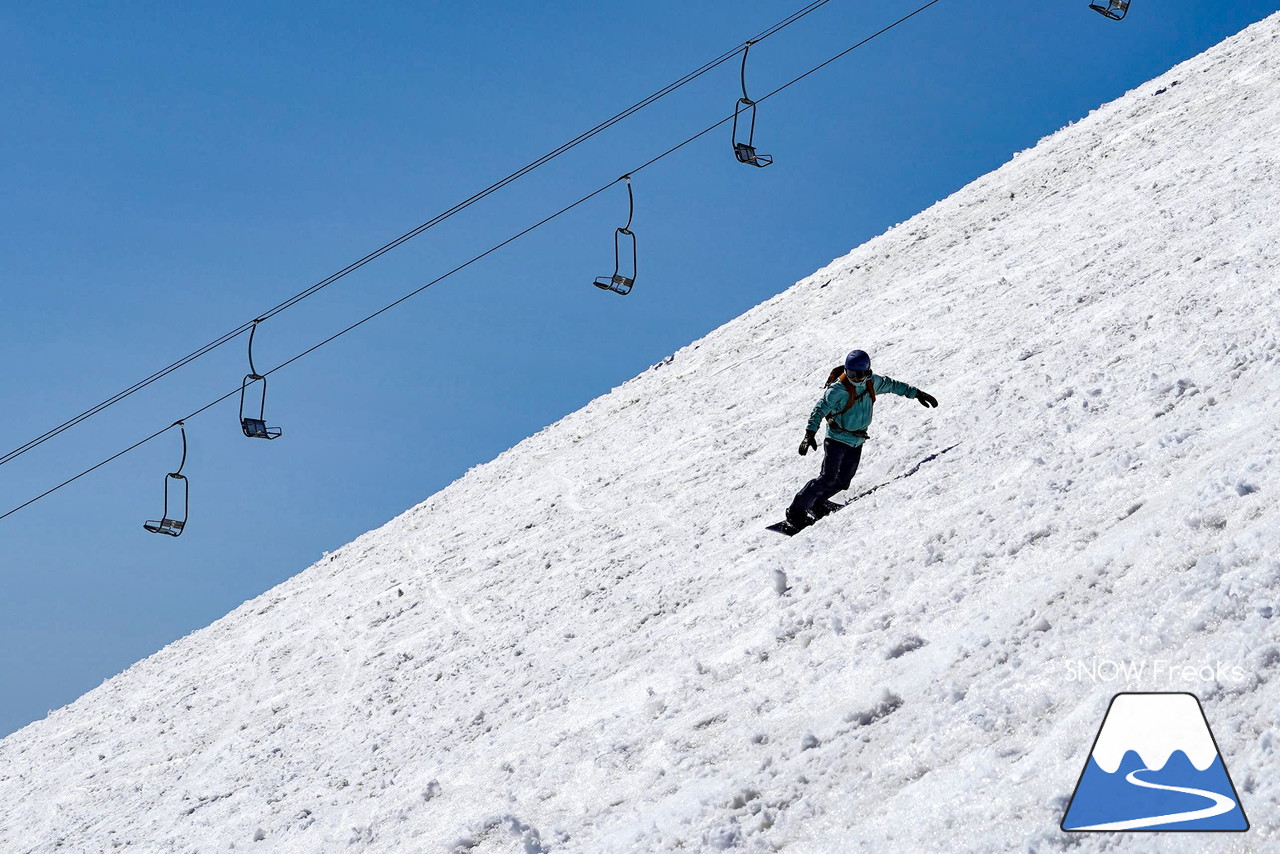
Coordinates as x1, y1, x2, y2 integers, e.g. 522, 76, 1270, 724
1062, 692, 1249, 832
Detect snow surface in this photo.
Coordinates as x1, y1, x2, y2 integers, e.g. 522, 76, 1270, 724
3, 12, 1280, 854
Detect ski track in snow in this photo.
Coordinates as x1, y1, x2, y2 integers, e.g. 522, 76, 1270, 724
3, 12, 1280, 854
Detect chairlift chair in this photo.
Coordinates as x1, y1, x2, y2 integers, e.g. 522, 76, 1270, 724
731, 42, 773, 168
1089, 0, 1129, 20
593, 227, 637, 296
143, 473, 188, 536
732, 100, 773, 168
144, 422, 189, 537
239, 320, 282, 439
240, 373, 282, 439
593, 177, 637, 296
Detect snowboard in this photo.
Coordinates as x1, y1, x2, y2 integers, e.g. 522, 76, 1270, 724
765, 500, 846, 536
765, 444, 961, 536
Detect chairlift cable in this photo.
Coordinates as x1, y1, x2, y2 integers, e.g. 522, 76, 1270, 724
0, 423, 181, 523
0, 0, 835, 473
0, 323, 255, 470
0, 0, 944, 525
752, 0, 943, 107
262, 183, 622, 377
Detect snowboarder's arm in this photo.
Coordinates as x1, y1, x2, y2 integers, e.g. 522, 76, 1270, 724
875, 374, 938, 407
873, 374, 920, 399
806, 386, 846, 432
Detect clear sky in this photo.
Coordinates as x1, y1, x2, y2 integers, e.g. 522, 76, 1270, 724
1, 1, 1275, 738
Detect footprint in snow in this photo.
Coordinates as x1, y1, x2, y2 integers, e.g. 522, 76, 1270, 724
885, 635, 927, 660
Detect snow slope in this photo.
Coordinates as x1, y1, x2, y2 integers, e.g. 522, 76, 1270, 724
3, 13, 1280, 854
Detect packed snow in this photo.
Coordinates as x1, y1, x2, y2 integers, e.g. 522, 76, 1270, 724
2, 12, 1279, 854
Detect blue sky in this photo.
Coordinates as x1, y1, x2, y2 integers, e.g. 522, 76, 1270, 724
1, 1, 1275, 737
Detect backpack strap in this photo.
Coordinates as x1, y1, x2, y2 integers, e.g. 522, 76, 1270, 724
823, 372, 876, 436
836, 374, 875, 413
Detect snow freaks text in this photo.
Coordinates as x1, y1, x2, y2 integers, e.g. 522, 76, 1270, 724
1063, 658, 1248, 685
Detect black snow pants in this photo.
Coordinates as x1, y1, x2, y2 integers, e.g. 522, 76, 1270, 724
789, 439, 863, 518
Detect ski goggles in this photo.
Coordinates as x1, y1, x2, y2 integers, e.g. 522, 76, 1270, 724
847, 369, 872, 382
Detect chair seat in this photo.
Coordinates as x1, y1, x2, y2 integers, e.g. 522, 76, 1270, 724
1089, 0, 1129, 19
734, 143, 773, 167
593, 274, 634, 296
242, 418, 282, 439
144, 518, 184, 536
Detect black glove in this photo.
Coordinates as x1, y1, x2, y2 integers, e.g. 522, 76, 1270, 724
917, 391, 938, 408
799, 430, 818, 455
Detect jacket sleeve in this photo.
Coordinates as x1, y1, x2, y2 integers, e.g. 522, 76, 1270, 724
806, 385, 846, 432
874, 374, 920, 398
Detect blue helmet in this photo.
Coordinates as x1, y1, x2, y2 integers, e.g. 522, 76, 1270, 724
845, 349, 871, 378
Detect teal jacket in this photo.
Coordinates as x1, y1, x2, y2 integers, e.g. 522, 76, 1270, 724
807, 373, 921, 447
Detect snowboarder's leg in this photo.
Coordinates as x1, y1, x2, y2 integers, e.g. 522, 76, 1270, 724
810, 443, 862, 517
788, 440, 860, 522
829, 442, 862, 494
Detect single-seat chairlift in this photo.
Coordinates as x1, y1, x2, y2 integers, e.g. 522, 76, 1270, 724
144, 421, 189, 537
731, 41, 773, 168
239, 319, 282, 439
593, 176, 637, 295
1089, 0, 1129, 20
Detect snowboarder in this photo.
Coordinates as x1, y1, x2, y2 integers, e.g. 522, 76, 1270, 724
785, 349, 937, 530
